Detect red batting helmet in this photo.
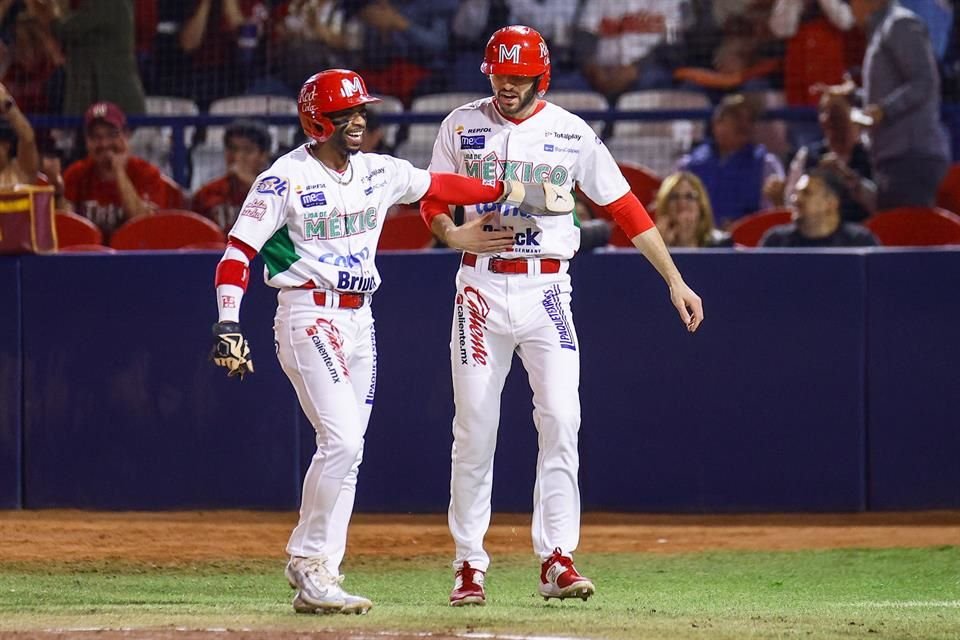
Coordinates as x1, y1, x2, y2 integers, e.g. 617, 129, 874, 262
298, 69, 381, 143
480, 26, 551, 97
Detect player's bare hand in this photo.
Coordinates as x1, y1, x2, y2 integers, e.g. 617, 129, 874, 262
669, 281, 704, 333
444, 212, 515, 254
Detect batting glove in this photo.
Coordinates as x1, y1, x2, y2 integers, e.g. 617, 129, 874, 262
211, 321, 254, 379
501, 180, 575, 216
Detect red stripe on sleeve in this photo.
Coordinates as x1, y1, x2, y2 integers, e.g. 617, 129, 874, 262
215, 259, 249, 290
227, 237, 257, 261
600, 192, 654, 239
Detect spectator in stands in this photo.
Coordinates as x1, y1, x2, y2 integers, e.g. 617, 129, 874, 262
760, 168, 878, 247
769, 0, 862, 109
451, 0, 582, 91
653, 171, 731, 248
577, 0, 692, 100
179, 0, 270, 108
355, 0, 458, 102
677, 93, 785, 229
0, 9, 64, 113
900, 0, 953, 63
138, 3, 192, 97
271, 0, 357, 94
776, 92, 876, 223
674, 0, 782, 96
30, 0, 146, 116
851, 0, 950, 211
192, 118, 270, 230
36, 129, 68, 212
64, 101, 184, 238
0, 80, 37, 189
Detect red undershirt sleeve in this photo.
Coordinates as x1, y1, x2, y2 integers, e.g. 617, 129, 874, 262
600, 191, 655, 239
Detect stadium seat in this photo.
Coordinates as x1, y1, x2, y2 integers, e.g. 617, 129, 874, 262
607, 90, 711, 178
935, 163, 960, 215
58, 243, 116, 253
128, 96, 200, 174
110, 210, 226, 250
394, 93, 486, 168
547, 90, 610, 134
618, 163, 662, 209
371, 95, 404, 149
55, 211, 103, 249
863, 207, 960, 246
378, 208, 433, 250
729, 208, 794, 247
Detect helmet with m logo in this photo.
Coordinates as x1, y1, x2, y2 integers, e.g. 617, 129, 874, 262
481, 26, 551, 97
298, 69, 381, 143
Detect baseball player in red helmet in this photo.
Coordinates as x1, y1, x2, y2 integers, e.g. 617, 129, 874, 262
210, 68, 568, 615
421, 26, 704, 606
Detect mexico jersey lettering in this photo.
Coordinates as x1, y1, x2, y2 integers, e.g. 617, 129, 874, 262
228, 145, 431, 291
429, 98, 629, 259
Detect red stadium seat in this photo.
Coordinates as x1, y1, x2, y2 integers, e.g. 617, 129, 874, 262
935, 163, 960, 215
58, 243, 116, 253
379, 208, 434, 250
55, 211, 103, 249
729, 208, 794, 247
618, 162, 662, 211
110, 209, 226, 250
863, 207, 960, 246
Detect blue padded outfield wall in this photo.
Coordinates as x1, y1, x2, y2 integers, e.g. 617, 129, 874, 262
0, 249, 958, 511
0, 259, 21, 508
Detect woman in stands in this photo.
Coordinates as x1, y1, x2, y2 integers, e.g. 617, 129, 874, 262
653, 171, 731, 248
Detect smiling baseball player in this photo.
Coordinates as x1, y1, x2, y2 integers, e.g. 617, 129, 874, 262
420, 26, 705, 607
209, 68, 567, 616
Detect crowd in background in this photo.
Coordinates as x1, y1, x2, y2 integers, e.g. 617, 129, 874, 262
0, 0, 956, 249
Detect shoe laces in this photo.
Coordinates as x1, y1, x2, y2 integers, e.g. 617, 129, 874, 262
455, 562, 484, 589
300, 556, 336, 585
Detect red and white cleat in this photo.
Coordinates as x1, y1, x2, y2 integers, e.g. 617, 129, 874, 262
539, 548, 595, 601
450, 561, 486, 606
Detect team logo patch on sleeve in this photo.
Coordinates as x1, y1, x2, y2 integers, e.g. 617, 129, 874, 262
300, 191, 326, 207
460, 135, 486, 150
240, 198, 267, 220
255, 176, 288, 197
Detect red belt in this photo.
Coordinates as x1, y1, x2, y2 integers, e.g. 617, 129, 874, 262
462, 253, 562, 274
312, 291, 365, 309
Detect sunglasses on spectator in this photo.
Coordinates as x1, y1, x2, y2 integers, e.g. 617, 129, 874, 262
668, 191, 699, 202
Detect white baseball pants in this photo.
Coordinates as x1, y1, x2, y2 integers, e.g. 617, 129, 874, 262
274, 288, 377, 575
448, 256, 582, 572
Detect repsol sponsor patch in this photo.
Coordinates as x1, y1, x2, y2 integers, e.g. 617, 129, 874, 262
460, 135, 486, 150
300, 191, 326, 208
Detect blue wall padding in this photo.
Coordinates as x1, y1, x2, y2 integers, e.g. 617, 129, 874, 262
865, 250, 960, 509
0, 258, 21, 508
19, 253, 301, 509
3, 248, 958, 511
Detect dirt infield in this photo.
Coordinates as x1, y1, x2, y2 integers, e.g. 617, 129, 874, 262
1, 509, 958, 562
1, 510, 958, 640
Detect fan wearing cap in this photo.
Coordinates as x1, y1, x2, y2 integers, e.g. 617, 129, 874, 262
208, 68, 566, 615
192, 118, 273, 230
0, 81, 39, 190
63, 101, 184, 238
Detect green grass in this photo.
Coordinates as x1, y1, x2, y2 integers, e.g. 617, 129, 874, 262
0, 548, 958, 639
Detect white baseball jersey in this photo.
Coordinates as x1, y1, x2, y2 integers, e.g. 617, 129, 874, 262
229, 144, 431, 292
429, 98, 630, 260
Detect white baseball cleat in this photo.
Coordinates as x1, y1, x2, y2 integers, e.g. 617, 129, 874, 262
286, 555, 373, 614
